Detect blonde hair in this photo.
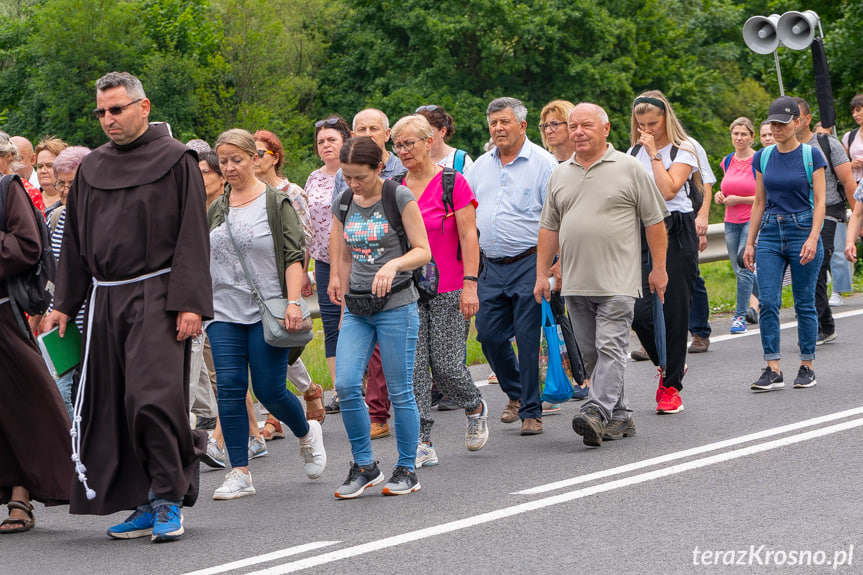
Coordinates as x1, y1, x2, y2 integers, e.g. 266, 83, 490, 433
35, 136, 68, 158
215, 128, 256, 157
0, 131, 20, 162
539, 100, 575, 152
729, 117, 755, 136
630, 90, 694, 155
391, 114, 434, 143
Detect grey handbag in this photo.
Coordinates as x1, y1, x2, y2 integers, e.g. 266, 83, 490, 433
224, 211, 313, 348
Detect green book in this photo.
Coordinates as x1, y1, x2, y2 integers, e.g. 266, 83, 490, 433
37, 324, 82, 378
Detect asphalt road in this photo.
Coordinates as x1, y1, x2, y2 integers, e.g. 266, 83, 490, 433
6, 296, 863, 575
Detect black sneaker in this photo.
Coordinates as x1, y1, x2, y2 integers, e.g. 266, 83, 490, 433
430, 388, 443, 407
334, 462, 384, 499
571, 407, 604, 447
746, 306, 759, 325
751, 367, 784, 392
793, 365, 817, 389
324, 397, 341, 414
816, 332, 837, 346
381, 466, 421, 496
602, 417, 636, 441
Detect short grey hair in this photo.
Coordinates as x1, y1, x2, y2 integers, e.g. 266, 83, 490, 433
573, 102, 610, 125
95, 71, 147, 100
353, 108, 390, 131
0, 131, 20, 162
487, 97, 527, 124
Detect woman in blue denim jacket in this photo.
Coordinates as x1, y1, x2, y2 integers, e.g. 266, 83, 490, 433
744, 97, 827, 392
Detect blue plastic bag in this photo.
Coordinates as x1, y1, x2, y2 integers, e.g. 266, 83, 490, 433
539, 298, 573, 403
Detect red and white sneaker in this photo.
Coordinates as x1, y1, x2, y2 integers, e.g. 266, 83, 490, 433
657, 386, 684, 414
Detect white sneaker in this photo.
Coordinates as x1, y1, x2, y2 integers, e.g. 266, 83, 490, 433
213, 469, 256, 500
829, 293, 843, 307
248, 435, 268, 459
415, 442, 439, 468
298, 420, 327, 479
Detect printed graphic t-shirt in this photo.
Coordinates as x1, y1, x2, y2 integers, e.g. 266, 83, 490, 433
332, 182, 419, 310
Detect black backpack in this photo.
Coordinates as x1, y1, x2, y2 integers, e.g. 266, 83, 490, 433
630, 144, 704, 212
0, 174, 57, 332
336, 178, 439, 303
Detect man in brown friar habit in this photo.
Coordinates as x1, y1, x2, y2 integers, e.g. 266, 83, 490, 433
42, 71, 213, 543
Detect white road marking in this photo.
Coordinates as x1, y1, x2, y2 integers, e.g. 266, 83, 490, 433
707, 307, 863, 344
513, 405, 863, 495
182, 541, 340, 575
239, 417, 863, 574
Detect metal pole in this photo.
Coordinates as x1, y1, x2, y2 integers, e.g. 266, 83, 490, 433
773, 50, 785, 96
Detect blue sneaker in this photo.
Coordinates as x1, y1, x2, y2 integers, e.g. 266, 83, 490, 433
106, 506, 155, 539
730, 316, 747, 334
151, 504, 184, 543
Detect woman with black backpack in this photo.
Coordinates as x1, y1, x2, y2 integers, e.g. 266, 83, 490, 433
628, 90, 701, 416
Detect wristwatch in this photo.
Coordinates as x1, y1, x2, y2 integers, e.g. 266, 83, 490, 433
652, 152, 662, 162
287, 299, 302, 306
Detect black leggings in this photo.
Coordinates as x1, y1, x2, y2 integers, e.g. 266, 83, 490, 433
632, 212, 699, 391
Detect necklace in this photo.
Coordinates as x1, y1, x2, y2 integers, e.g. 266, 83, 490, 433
230, 191, 264, 208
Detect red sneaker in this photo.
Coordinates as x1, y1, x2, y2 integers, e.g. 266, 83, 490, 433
657, 386, 684, 414
655, 368, 667, 403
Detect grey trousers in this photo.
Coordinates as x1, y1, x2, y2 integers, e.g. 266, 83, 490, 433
565, 295, 635, 423
189, 334, 218, 418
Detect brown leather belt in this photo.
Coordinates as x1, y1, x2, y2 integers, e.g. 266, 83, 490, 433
487, 246, 537, 265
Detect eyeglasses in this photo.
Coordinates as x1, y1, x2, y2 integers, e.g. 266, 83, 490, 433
392, 139, 422, 153
36, 162, 54, 170
53, 180, 72, 192
256, 149, 275, 158
539, 121, 567, 131
315, 118, 341, 128
415, 105, 440, 113
92, 98, 143, 119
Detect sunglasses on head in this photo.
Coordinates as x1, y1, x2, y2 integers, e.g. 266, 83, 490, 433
415, 105, 440, 113
256, 149, 275, 158
315, 118, 341, 128
92, 98, 143, 119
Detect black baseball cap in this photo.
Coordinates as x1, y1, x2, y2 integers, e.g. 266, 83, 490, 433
766, 96, 800, 124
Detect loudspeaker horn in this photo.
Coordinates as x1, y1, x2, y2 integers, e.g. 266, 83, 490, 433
743, 14, 781, 54
777, 10, 820, 51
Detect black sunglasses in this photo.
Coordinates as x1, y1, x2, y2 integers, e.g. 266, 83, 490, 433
315, 118, 341, 128
93, 98, 143, 119
415, 105, 441, 113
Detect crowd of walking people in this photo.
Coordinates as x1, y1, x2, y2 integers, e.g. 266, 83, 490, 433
2, 70, 861, 539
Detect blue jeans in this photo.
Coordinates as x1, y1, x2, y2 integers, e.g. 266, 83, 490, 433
335, 303, 419, 470
206, 321, 309, 467
54, 369, 75, 423
475, 254, 542, 419
724, 221, 758, 317
831, 222, 853, 293
755, 210, 823, 361
314, 259, 341, 358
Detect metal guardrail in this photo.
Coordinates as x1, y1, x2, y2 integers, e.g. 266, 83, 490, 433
700, 222, 731, 263
305, 223, 732, 319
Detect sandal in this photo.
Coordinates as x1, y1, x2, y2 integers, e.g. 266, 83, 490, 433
0, 500, 35, 534
261, 415, 285, 440
303, 383, 326, 424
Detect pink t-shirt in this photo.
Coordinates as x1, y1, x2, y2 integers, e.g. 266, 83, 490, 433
720, 154, 756, 224
418, 171, 478, 294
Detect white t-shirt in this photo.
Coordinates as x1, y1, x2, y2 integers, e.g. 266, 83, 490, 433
629, 141, 698, 213
437, 148, 474, 173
